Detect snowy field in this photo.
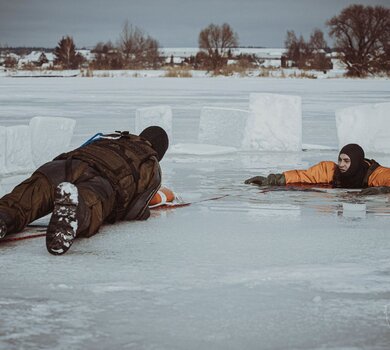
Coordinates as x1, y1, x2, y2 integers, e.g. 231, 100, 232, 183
1, 77, 390, 350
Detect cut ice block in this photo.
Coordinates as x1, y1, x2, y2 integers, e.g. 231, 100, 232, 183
30, 117, 76, 168
6, 125, 35, 173
169, 143, 238, 155
342, 202, 366, 218
135, 106, 173, 142
242, 93, 302, 151
343, 203, 366, 211
199, 107, 249, 148
336, 102, 390, 153
0, 126, 6, 174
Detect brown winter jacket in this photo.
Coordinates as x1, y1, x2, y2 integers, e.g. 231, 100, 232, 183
51, 133, 161, 222
283, 160, 390, 187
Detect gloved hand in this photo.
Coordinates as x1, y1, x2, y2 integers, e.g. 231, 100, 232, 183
244, 176, 267, 186
244, 173, 286, 186
357, 186, 390, 196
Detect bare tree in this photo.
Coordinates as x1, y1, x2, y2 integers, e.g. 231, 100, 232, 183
309, 29, 329, 52
198, 23, 238, 71
327, 4, 390, 77
285, 29, 332, 70
91, 41, 124, 69
54, 36, 84, 69
308, 29, 332, 70
4, 54, 18, 69
119, 21, 161, 69
284, 30, 308, 68
143, 35, 161, 69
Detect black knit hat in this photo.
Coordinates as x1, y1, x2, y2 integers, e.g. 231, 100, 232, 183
139, 126, 169, 161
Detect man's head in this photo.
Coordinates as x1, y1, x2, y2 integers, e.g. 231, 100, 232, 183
337, 143, 365, 176
139, 126, 169, 161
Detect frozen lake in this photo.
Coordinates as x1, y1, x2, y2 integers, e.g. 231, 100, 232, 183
1, 77, 390, 350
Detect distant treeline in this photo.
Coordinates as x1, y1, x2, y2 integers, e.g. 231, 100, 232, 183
0, 47, 53, 55
1, 4, 389, 77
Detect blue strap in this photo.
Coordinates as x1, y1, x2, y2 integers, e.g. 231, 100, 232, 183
80, 133, 103, 147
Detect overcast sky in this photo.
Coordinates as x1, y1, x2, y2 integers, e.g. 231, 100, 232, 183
0, 0, 389, 48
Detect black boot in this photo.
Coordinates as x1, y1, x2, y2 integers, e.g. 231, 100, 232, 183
46, 182, 79, 255
0, 218, 7, 239
0, 212, 12, 239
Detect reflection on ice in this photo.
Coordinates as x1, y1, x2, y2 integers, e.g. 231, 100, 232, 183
219, 262, 390, 294
342, 202, 367, 218
207, 200, 301, 218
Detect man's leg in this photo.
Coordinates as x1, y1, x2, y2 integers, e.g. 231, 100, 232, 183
46, 174, 115, 254
76, 175, 116, 237
0, 172, 53, 235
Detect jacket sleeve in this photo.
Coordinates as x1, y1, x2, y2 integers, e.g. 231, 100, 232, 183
283, 161, 336, 185
368, 166, 390, 187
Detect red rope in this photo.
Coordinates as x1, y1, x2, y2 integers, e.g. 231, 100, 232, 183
2, 233, 46, 243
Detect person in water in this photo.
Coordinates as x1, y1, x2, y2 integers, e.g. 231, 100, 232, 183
245, 144, 390, 195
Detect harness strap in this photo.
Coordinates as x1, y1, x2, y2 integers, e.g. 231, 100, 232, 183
65, 157, 73, 182
363, 159, 380, 187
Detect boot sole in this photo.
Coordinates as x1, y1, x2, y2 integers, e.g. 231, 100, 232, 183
46, 182, 79, 255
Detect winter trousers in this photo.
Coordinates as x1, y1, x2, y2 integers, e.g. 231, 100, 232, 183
0, 160, 116, 237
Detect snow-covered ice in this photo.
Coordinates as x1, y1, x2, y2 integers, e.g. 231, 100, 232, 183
29, 116, 76, 167
336, 102, 390, 153
198, 107, 249, 148
135, 105, 173, 142
0, 77, 390, 350
242, 93, 302, 151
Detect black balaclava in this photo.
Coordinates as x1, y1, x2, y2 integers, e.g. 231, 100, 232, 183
333, 143, 369, 188
139, 126, 169, 161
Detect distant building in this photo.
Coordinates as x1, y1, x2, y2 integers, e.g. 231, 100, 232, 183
160, 47, 287, 67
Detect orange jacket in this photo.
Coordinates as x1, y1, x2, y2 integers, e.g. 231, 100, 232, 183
283, 161, 390, 187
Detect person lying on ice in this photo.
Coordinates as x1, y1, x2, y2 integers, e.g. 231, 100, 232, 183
0, 126, 172, 255
245, 143, 390, 194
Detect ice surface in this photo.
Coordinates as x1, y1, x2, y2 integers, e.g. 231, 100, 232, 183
29, 116, 76, 168
1, 78, 390, 350
5, 125, 35, 173
198, 107, 249, 148
135, 105, 173, 142
336, 102, 390, 153
242, 93, 302, 151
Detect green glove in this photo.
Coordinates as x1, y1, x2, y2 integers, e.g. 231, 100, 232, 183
357, 186, 390, 196
245, 173, 286, 186
244, 175, 267, 185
